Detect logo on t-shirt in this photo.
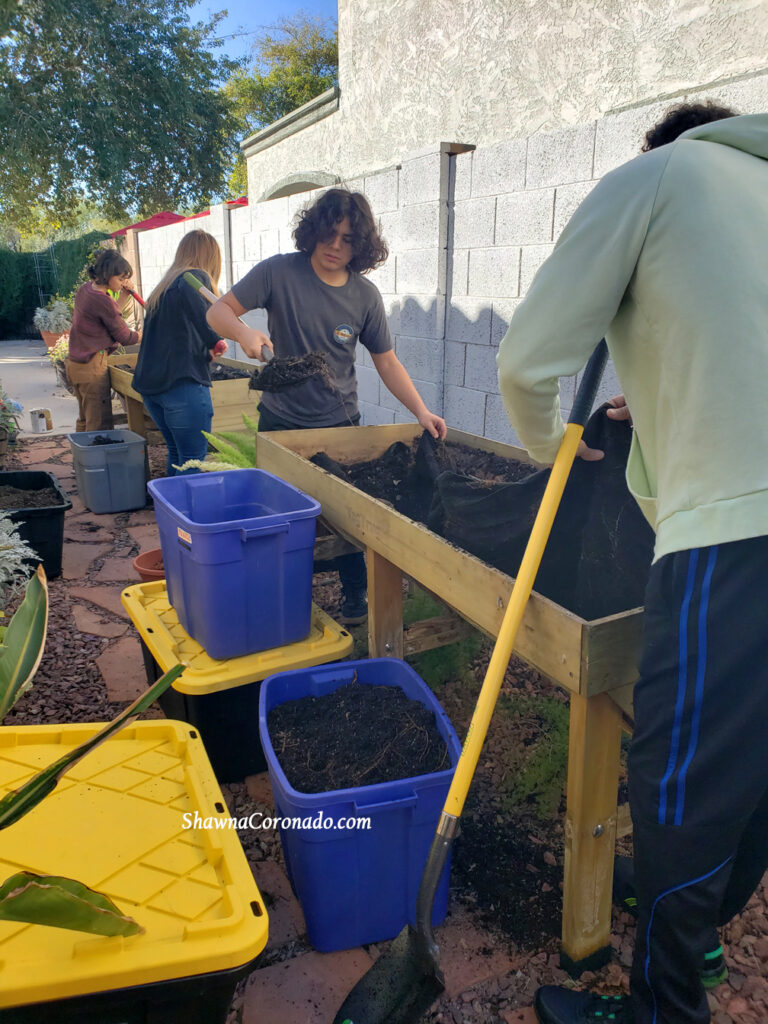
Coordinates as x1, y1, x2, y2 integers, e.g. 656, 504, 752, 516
333, 324, 354, 345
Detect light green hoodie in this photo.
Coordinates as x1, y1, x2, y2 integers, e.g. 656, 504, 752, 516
497, 114, 768, 561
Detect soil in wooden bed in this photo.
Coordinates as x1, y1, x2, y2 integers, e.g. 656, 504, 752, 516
267, 679, 450, 794
0, 484, 64, 509
310, 407, 656, 621
111, 362, 251, 382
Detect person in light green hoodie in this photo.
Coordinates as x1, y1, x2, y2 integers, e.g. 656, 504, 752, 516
497, 102, 768, 1024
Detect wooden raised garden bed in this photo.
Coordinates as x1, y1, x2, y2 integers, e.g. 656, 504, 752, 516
257, 422, 641, 973
108, 353, 259, 440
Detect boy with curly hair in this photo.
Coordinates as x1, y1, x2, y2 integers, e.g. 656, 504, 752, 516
208, 187, 446, 623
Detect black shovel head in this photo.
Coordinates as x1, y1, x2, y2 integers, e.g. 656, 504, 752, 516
332, 925, 445, 1024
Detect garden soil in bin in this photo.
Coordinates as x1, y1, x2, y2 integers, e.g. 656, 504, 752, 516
89, 435, 124, 446
311, 406, 656, 621
0, 484, 64, 509
267, 678, 450, 793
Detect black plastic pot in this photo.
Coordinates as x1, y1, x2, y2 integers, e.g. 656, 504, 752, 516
0, 471, 72, 579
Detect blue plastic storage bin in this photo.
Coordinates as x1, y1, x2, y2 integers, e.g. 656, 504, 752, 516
259, 658, 462, 952
148, 470, 321, 660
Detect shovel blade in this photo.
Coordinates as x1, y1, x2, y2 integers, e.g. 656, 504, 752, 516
332, 925, 445, 1024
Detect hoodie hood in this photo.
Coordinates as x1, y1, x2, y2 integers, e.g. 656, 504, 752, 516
680, 112, 768, 161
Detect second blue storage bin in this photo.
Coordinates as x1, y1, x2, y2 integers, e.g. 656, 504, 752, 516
148, 469, 321, 660
259, 658, 462, 952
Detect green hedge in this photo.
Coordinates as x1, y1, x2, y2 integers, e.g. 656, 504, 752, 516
0, 230, 111, 339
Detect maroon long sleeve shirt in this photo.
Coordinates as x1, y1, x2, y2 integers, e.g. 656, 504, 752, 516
68, 283, 139, 362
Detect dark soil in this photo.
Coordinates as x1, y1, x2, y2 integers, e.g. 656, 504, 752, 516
89, 435, 123, 446
453, 811, 564, 950
209, 363, 251, 381
0, 484, 65, 509
312, 415, 655, 621
248, 352, 333, 393
266, 678, 450, 793
113, 362, 251, 382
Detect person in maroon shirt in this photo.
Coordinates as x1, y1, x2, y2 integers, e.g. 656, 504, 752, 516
67, 249, 140, 431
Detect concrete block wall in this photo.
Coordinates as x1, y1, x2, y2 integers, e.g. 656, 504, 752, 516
137, 206, 228, 299
133, 69, 767, 444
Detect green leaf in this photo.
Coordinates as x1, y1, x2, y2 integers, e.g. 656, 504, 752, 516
201, 431, 251, 467
242, 412, 260, 434
0, 566, 48, 722
0, 664, 184, 831
211, 430, 257, 465
0, 872, 143, 936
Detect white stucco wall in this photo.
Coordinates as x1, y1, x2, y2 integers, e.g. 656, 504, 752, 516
246, 0, 768, 199
135, 39, 768, 442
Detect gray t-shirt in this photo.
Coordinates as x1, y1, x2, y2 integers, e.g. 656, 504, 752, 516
232, 252, 392, 426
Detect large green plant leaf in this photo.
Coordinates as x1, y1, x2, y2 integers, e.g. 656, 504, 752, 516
0, 664, 184, 831
0, 565, 48, 722
0, 872, 143, 936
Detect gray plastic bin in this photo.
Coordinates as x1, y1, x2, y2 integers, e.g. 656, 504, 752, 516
68, 429, 147, 513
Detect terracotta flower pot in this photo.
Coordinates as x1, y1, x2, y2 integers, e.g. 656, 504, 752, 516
133, 548, 165, 582
40, 330, 65, 349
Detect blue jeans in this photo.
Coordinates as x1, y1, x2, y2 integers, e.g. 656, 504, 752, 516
142, 382, 213, 476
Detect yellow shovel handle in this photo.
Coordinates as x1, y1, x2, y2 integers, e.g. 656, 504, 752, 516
443, 419, 584, 817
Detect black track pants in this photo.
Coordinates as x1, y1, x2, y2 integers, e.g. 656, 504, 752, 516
628, 536, 768, 1023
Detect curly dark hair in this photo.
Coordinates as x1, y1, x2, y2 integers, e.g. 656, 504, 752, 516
87, 249, 133, 285
642, 100, 738, 151
293, 188, 389, 274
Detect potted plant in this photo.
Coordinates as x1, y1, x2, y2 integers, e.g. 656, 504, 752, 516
33, 296, 71, 348
45, 332, 74, 394
0, 388, 23, 460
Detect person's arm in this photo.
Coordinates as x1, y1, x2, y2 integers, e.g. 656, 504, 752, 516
206, 292, 274, 361
371, 349, 447, 440
496, 147, 670, 464
98, 293, 139, 350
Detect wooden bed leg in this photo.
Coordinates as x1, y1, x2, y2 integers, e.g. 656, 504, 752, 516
125, 396, 147, 438
366, 549, 403, 659
560, 691, 624, 975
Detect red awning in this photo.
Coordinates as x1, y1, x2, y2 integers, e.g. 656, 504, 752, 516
111, 212, 186, 236
112, 199, 248, 236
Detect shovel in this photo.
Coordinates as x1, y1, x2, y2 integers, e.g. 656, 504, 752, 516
182, 272, 273, 363
182, 272, 336, 395
332, 340, 609, 1024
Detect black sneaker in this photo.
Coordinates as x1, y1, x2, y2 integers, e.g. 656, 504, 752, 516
534, 988, 632, 1023
612, 855, 727, 988
339, 592, 368, 625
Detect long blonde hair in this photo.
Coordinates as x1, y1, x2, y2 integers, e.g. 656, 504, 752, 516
146, 230, 222, 315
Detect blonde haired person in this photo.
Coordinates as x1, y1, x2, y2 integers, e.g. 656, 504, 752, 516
133, 230, 224, 475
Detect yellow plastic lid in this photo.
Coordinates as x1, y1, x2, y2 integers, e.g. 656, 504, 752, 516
121, 581, 353, 695
0, 721, 268, 1008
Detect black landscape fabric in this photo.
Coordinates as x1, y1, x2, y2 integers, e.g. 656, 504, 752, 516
311, 406, 654, 620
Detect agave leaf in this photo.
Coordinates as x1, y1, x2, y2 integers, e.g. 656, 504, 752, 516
0, 872, 143, 936
0, 664, 184, 831
0, 566, 48, 722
